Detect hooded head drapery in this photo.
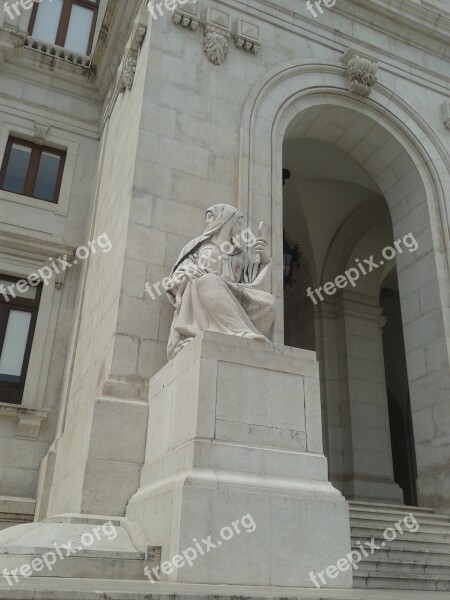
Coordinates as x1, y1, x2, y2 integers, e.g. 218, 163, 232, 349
169, 204, 243, 277
165, 204, 276, 359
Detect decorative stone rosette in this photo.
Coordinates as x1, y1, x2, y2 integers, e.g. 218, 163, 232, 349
173, 4, 261, 66
203, 25, 229, 65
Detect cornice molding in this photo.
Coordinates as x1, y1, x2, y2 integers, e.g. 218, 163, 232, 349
346, 0, 450, 42
0, 231, 75, 263
224, 0, 450, 88
0, 0, 448, 137
248, 0, 450, 47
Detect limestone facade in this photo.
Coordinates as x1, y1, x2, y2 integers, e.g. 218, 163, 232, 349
0, 0, 449, 593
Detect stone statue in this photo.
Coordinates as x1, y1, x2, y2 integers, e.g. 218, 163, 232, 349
166, 204, 276, 358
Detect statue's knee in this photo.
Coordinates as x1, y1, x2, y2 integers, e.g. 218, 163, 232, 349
259, 300, 275, 321
195, 273, 224, 303
196, 272, 222, 289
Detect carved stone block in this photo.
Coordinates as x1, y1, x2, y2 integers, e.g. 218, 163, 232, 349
235, 18, 261, 54
341, 48, 378, 98
34, 122, 49, 145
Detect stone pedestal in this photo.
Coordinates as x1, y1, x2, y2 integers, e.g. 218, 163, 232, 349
126, 331, 352, 588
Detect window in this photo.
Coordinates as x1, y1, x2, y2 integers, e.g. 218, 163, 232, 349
0, 137, 66, 204
29, 0, 99, 55
0, 276, 42, 405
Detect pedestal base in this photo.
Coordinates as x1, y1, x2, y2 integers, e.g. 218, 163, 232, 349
127, 332, 352, 588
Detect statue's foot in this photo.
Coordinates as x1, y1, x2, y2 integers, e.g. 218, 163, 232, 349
172, 337, 194, 358
241, 331, 267, 342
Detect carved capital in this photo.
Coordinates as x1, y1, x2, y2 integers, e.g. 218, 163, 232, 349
132, 24, 147, 48
341, 49, 378, 98
118, 51, 138, 92
116, 18, 146, 94
99, 24, 109, 43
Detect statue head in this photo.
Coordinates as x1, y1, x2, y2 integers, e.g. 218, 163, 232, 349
204, 204, 244, 240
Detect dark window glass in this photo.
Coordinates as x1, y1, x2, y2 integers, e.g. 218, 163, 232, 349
0, 276, 42, 405
34, 151, 62, 201
2, 144, 32, 194
0, 137, 66, 204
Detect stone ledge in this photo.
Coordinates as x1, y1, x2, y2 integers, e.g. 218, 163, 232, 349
0, 403, 47, 440
0, 578, 447, 599
0, 496, 35, 530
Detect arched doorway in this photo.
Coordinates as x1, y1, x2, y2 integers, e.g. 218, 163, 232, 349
282, 130, 421, 503
381, 272, 418, 506
239, 65, 450, 510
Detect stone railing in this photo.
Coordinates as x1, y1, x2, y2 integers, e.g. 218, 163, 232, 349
23, 36, 91, 68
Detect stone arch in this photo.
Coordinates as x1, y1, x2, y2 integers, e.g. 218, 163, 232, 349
239, 60, 450, 509
321, 197, 394, 294
239, 61, 450, 350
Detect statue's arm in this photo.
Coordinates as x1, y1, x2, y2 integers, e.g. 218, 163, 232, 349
166, 254, 210, 298
244, 259, 272, 292
244, 236, 272, 291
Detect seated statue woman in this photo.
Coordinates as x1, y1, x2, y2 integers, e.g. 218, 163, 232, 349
166, 203, 276, 359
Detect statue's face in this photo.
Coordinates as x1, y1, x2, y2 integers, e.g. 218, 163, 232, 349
205, 210, 215, 226
205, 206, 243, 236
231, 216, 244, 237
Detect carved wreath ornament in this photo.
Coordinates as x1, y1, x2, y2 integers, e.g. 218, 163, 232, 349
346, 55, 378, 97
203, 27, 229, 65
120, 54, 137, 91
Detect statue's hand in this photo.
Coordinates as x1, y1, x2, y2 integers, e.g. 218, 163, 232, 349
253, 238, 271, 265
183, 263, 208, 281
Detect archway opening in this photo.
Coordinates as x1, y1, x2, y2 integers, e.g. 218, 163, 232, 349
380, 273, 418, 506
281, 105, 425, 504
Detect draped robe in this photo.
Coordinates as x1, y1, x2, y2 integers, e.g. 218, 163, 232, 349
166, 205, 276, 359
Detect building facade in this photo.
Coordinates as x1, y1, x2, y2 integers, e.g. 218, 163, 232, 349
0, 0, 449, 596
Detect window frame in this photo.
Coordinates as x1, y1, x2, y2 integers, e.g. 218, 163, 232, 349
0, 275, 43, 406
28, 0, 100, 55
0, 137, 66, 204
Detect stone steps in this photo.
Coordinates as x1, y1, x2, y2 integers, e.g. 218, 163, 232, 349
353, 570, 450, 592
354, 552, 450, 575
349, 500, 434, 513
351, 515, 450, 530
350, 502, 450, 529
351, 527, 450, 548
352, 545, 450, 564
349, 501, 450, 591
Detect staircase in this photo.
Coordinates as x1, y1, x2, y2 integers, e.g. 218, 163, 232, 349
350, 501, 450, 592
